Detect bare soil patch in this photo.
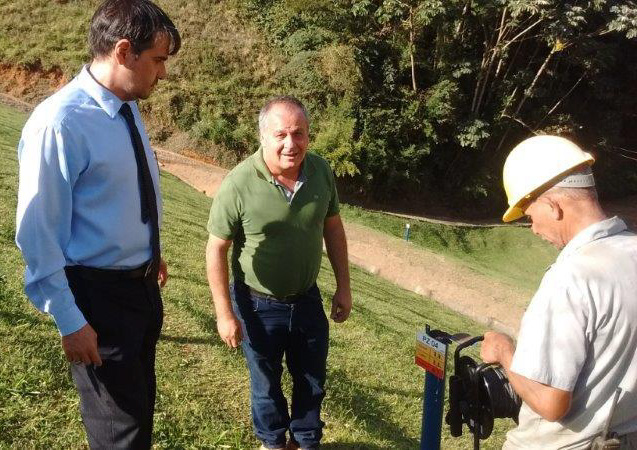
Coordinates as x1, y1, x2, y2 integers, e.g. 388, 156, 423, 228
155, 147, 228, 197
0, 63, 66, 104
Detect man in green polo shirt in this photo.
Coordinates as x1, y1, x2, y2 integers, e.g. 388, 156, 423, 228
206, 95, 352, 450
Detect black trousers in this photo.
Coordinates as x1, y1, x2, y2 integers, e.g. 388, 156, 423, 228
65, 265, 163, 450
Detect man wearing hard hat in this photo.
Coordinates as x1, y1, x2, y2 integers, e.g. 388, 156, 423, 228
480, 135, 637, 449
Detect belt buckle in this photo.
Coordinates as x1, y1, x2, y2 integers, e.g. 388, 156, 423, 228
144, 262, 153, 278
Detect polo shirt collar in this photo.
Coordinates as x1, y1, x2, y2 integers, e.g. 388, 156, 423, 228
77, 65, 129, 119
253, 147, 315, 182
557, 216, 627, 262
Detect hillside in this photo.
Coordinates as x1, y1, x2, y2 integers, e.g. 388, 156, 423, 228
1, 0, 637, 218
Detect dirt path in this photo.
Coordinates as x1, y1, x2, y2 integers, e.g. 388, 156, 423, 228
155, 148, 529, 334
156, 148, 229, 196
344, 222, 528, 334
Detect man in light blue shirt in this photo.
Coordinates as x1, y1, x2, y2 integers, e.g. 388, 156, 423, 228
15, 0, 180, 447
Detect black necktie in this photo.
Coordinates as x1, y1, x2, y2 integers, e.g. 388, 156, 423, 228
119, 103, 161, 274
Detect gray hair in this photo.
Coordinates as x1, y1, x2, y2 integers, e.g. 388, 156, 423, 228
258, 96, 309, 135
543, 186, 598, 202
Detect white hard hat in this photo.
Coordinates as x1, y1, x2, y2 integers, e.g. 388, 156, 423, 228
502, 135, 595, 222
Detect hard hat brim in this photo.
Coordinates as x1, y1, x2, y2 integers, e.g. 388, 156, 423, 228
503, 205, 524, 222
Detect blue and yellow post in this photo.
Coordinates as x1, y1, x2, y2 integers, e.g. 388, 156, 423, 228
416, 326, 451, 450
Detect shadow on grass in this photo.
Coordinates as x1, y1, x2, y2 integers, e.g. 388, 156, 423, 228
348, 301, 397, 337
451, 227, 472, 254
159, 334, 212, 345
322, 443, 391, 450
164, 215, 208, 234
325, 367, 420, 449
373, 384, 422, 399
168, 272, 208, 287
0, 223, 16, 243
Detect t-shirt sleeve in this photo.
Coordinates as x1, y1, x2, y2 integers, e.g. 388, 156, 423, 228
207, 178, 241, 240
325, 163, 340, 217
510, 268, 589, 392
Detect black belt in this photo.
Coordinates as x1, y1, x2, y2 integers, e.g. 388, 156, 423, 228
248, 286, 304, 304
66, 262, 153, 282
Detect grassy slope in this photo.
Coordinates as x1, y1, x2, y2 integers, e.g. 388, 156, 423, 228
0, 1, 89, 73
0, 103, 514, 448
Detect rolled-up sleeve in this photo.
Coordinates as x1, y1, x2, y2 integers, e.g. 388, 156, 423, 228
15, 122, 86, 336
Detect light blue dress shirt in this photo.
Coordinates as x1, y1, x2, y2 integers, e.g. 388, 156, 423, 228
15, 66, 162, 336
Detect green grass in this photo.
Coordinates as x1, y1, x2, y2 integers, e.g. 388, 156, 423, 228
0, 0, 281, 163
340, 205, 557, 294
0, 1, 90, 73
0, 102, 514, 449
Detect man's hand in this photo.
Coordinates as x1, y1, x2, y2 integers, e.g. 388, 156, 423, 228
217, 312, 243, 348
480, 331, 515, 367
61, 324, 102, 366
206, 236, 241, 348
330, 286, 352, 323
323, 214, 352, 323
158, 258, 168, 288
480, 330, 572, 421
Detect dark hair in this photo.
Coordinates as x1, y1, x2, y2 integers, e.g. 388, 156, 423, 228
89, 0, 181, 59
258, 95, 309, 134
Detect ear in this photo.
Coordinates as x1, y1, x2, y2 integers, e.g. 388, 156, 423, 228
546, 197, 563, 221
113, 39, 133, 65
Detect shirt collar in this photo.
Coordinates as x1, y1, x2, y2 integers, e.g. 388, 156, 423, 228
77, 65, 131, 119
274, 171, 307, 188
557, 216, 628, 262
253, 147, 314, 182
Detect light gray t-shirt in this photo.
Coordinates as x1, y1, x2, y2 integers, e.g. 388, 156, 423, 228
504, 217, 637, 450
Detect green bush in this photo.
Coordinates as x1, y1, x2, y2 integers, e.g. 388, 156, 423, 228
312, 101, 359, 177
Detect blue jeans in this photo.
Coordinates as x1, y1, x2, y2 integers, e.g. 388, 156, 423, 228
231, 281, 329, 449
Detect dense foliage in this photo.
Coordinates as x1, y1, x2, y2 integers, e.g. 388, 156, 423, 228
239, 0, 637, 215
1, 0, 636, 216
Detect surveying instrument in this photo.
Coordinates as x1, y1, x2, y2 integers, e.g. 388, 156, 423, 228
416, 325, 520, 450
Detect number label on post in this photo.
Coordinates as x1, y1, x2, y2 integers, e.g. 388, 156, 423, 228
416, 332, 446, 379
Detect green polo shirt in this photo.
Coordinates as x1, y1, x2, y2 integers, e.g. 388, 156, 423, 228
207, 149, 339, 297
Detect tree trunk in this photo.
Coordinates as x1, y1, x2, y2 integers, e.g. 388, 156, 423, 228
535, 71, 587, 128
409, 7, 417, 92
455, 0, 472, 38
473, 7, 507, 115
514, 48, 555, 117
471, 20, 495, 113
